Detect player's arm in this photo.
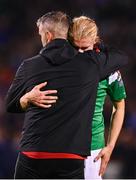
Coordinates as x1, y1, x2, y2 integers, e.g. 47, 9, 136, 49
108, 99, 125, 148
94, 99, 125, 176
20, 82, 58, 110
106, 71, 126, 149
94, 71, 126, 176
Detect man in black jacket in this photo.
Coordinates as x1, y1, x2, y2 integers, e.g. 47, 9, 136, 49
6, 11, 127, 179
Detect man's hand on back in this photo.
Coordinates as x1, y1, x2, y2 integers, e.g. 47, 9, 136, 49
20, 82, 58, 110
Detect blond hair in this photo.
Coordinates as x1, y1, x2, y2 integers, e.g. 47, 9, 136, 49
69, 16, 100, 44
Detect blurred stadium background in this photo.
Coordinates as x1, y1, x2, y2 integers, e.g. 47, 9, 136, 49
0, 0, 136, 178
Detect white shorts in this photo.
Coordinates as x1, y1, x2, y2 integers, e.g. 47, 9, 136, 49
84, 149, 102, 180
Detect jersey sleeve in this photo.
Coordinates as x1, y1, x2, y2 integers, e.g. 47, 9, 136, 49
107, 71, 126, 101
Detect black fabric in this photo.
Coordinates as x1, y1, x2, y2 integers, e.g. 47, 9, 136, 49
6, 39, 128, 156
14, 153, 84, 179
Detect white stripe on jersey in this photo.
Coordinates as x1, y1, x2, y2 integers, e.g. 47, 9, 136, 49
108, 71, 121, 85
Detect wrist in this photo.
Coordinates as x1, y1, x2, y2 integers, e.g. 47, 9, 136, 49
107, 143, 115, 151
24, 92, 31, 103
20, 92, 31, 110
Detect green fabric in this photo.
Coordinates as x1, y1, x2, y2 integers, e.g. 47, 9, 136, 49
91, 72, 126, 150
91, 131, 105, 150
107, 72, 126, 101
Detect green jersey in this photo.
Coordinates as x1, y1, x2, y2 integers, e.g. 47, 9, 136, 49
91, 71, 126, 150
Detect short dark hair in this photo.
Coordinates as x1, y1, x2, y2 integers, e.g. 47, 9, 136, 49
37, 11, 70, 38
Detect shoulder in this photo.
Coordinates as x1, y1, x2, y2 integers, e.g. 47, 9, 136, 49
108, 71, 122, 85
22, 54, 50, 68
23, 55, 42, 64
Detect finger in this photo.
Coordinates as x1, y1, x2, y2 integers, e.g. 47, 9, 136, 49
36, 82, 47, 89
34, 100, 57, 106
94, 152, 103, 162
41, 100, 57, 104
43, 96, 58, 100
99, 165, 106, 176
44, 90, 58, 95
37, 104, 52, 108
99, 160, 108, 176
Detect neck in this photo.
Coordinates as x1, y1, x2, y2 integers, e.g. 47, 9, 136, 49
53, 36, 67, 40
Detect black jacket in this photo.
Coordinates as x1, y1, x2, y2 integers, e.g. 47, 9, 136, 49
6, 39, 127, 156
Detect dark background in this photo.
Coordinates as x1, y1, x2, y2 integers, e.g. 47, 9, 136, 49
0, 0, 136, 178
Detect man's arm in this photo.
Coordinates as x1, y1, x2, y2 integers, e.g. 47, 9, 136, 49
6, 61, 26, 113
91, 46, 128, 80
20, 82, 58, 110
94, 99, 125, 176
6, 61, 58, 112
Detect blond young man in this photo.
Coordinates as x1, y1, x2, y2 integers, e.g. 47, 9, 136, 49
70, 16, 126, 179
6, 12, 127, 179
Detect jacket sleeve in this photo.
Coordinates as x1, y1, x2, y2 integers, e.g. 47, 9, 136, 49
94, 47, 128, 80
5, 61, 26, 113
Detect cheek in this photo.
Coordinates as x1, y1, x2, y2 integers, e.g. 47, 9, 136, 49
81, 40, 91, 47
73, 40, 80, 47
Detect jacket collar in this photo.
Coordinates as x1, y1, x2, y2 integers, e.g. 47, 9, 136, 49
39, 39, 78, 65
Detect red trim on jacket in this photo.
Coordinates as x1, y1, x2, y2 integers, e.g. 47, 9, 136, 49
22, 151, 85, 159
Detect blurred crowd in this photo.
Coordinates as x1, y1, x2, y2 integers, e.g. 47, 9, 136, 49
0, 0, 136, 178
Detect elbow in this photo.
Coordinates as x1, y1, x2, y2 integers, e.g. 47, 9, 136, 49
5, 101, 16, 113
6, 105, 24, 113
5, 99, 24, 113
